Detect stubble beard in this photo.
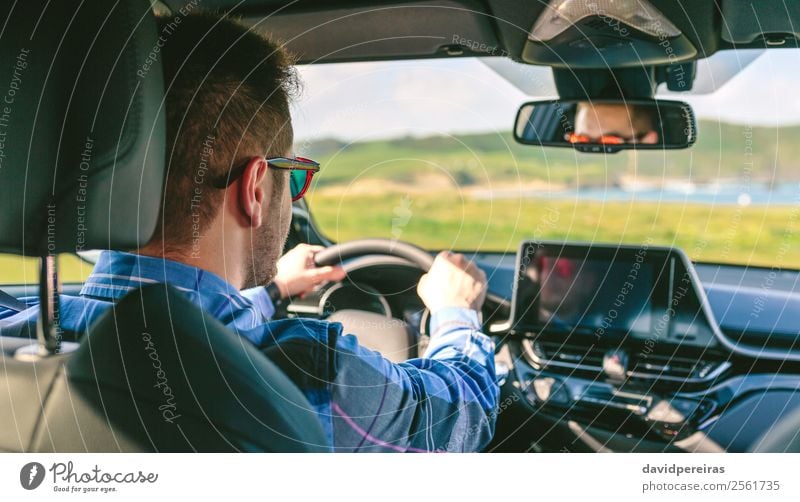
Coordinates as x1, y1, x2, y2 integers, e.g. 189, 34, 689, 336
241, 172, 292, 290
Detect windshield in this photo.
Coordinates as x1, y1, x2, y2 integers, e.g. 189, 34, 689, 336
293, 50, 800, 269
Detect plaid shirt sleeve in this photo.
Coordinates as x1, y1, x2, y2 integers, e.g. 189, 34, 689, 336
329, 307, 498, 452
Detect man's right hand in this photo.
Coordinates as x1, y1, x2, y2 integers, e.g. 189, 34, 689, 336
417, 251, 487, 314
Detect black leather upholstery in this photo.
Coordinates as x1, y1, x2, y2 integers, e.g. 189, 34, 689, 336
0, 285, 328, 452
0, 0, 165, 255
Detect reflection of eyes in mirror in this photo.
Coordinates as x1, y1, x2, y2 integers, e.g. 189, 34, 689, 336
513, 98, 696, 152
567, 103, 659, 145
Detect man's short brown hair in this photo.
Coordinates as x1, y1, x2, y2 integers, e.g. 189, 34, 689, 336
152, 12, 299, 249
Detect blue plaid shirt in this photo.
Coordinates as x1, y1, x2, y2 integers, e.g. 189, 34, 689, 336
0, 251, 498, 452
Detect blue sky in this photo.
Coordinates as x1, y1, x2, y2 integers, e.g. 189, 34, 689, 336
291, 49, 800, 141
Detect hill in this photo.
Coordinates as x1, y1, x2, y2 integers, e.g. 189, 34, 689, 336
300, 120, 800, 189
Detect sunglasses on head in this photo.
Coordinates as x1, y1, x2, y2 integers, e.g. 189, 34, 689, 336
211, 156, 321, 201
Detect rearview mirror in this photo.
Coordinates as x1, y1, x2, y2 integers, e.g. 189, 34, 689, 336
514, 99, 697, 153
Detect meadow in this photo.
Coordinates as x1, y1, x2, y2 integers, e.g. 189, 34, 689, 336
307, 192, 800, 269
2, 120, 799, 285
303, 120, 800, 269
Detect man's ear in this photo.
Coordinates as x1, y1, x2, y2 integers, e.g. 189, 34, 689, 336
237, 156, 269, 228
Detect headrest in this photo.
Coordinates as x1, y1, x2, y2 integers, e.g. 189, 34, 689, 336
0, 0, 165, 255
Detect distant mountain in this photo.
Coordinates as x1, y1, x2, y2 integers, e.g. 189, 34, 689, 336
299, 120, 800, 188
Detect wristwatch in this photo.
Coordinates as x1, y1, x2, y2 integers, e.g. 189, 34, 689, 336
266, 282, 283, 305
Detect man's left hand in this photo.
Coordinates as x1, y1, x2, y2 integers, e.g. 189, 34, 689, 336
272, 244, 346, 298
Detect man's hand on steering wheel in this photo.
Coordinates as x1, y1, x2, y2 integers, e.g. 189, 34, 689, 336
417, 251, 487, 314
273, 244, 347, 298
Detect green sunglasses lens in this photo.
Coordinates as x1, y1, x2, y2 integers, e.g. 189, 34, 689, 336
289, 169, 308, 199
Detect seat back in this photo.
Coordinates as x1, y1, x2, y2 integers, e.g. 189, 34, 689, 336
0, 285, 328, 452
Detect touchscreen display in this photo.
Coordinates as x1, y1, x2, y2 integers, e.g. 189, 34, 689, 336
514, 245, 655, 335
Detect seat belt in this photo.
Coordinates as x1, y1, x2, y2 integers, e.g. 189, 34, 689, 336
0, 289, 28, 312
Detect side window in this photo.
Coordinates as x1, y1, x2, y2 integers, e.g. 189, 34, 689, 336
0, 254, 93, 285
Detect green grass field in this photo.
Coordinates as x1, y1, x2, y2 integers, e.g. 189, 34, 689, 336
305, 122, 800, 188
1, 193, 796, 286
2, 122, 799, 285
0, 254, 94, 286
307, 192, 800, 269
301, 122, 800, 269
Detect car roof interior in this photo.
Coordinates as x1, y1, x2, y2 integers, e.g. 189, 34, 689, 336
159, 0, 800, 65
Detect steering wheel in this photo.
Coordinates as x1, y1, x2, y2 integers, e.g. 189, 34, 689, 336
313, 238, 507, 362
313, 239, 434, 362
314, 238, 434, 271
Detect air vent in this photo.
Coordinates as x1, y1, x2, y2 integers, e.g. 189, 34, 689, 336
628, 353, 730, 384
530, 340, 606, 371
523, 339, 732, 385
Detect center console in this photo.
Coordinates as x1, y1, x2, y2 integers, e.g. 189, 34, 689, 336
507, 241, 734, 445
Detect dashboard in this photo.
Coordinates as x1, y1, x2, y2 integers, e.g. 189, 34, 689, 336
282, 239, 800, 452
497, 241, 800, 453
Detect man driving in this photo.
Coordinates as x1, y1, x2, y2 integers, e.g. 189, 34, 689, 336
0, 13, 498, 452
